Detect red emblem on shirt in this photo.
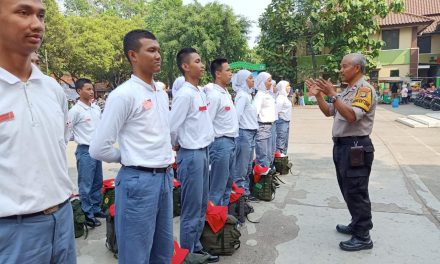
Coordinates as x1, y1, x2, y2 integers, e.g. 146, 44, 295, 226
224, 106, 231, 111
199, 106, 207, 111
0, 112, 14, 123
143, 99, 153, 110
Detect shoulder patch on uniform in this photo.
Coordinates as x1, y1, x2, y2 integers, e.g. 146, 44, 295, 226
352, 86, 372, 112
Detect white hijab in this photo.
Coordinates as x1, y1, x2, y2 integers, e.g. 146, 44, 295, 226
277, 81, 290, 97
172, 76, 185, 97
254, 72, 271, 92
232, 70, 252, 93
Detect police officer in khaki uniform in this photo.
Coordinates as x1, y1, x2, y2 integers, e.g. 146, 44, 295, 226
306, 53, 376, 251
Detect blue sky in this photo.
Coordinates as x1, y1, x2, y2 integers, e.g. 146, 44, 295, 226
182, 0, 272, 47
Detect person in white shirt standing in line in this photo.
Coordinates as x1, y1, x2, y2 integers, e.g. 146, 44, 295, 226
68, 78, 105, 228
275, 81, 292, 155
269, 80, 278, 167
0, 0, 75, 263
253, 72, 276, 174
231, 70, 259, 201
170, 48, 218, 263
206, 58, 239, 206
89, 29, 174, 264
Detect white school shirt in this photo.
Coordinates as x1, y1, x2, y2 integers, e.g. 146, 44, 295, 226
0, 65, 74, 217
253, 89, 276, 123
276, 94, 292, 122
170, 82, 214, 149
68, 100, 101, 145
234, 90, 258, 130
206, 84, 239, 138
89, 75, 174, 168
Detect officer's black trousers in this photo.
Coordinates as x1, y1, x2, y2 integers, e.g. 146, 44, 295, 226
333, 137, 374, 238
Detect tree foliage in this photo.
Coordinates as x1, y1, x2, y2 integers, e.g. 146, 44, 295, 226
42, 0, 250, 88
258, 0, 404, 82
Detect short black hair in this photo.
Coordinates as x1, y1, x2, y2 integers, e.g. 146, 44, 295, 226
176, 48, 197, 75
75, 78, 93, 90
123, 29, 156, 63
210, 58, 228, 80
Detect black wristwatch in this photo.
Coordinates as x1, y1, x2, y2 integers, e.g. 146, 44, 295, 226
329, 95, 338, 103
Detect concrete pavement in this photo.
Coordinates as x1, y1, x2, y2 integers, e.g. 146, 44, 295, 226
72, 104, 440, 264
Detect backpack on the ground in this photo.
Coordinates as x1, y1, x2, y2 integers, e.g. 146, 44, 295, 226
274, 156, 292, 175
228, 196, 254, 223
200, 215, 241, 256
101, 179, 115, 213
251, 170, 277, 201
173, 178, 182, 217
105, 204, 118, 259
71, 198, 88, 239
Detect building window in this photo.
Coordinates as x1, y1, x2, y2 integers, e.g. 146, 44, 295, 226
390, 70, 399, 77
418, 36, 431, 53
382, 29, 400, 50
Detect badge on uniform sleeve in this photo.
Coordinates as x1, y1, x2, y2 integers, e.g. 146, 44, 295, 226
224, 106, 231, 111
199, 106, 207, 111
352, 87, 372, 112
143, 99, 153, 110
0, 112, 14, 123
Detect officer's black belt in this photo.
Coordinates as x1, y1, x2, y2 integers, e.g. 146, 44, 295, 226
258, 122, 273, 125
78, 144, 90, 147
125, 166, 168, 173
1, 199, 69, 220
332, 135, 369, 144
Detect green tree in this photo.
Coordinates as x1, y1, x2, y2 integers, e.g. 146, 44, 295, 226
258, 0, 404, 82
65, 14, 143, 88
42, 0, 74, 84
156, 2, 251, 85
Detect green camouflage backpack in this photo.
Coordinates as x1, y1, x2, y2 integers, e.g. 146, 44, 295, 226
101, 188, 115, 213
252, 170, 277, 201
71, 199, 87, 239
101, 179, 116, 213
274, 156, 292, 175
201, 215, 241, 256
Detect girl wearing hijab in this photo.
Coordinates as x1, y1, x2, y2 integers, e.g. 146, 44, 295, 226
253, 72, 276, 173
231, 70, 259, 200
275, 81, 292, 155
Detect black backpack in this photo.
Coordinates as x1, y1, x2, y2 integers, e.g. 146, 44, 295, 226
71, 198, 88, 239
274, 156, 293, 175
201, 215, 241, 256
105, 206, 118, 259
228, 196, 255, 223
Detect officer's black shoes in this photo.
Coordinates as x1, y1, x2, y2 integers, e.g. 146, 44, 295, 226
94, 211, 107, 218
339, 236, 373, 251
336, 224, 353, 235
194, 249, 219, 263
85, 216, 102, 228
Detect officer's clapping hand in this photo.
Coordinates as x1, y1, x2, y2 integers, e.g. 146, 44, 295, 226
305, 79, 321, 97
315, 78, 337, 97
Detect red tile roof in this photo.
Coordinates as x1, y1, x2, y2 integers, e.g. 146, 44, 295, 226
379, 12, 434, 27
380, 0, 440, 34
422, 15, 440, 34
404, 0, 440, 16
